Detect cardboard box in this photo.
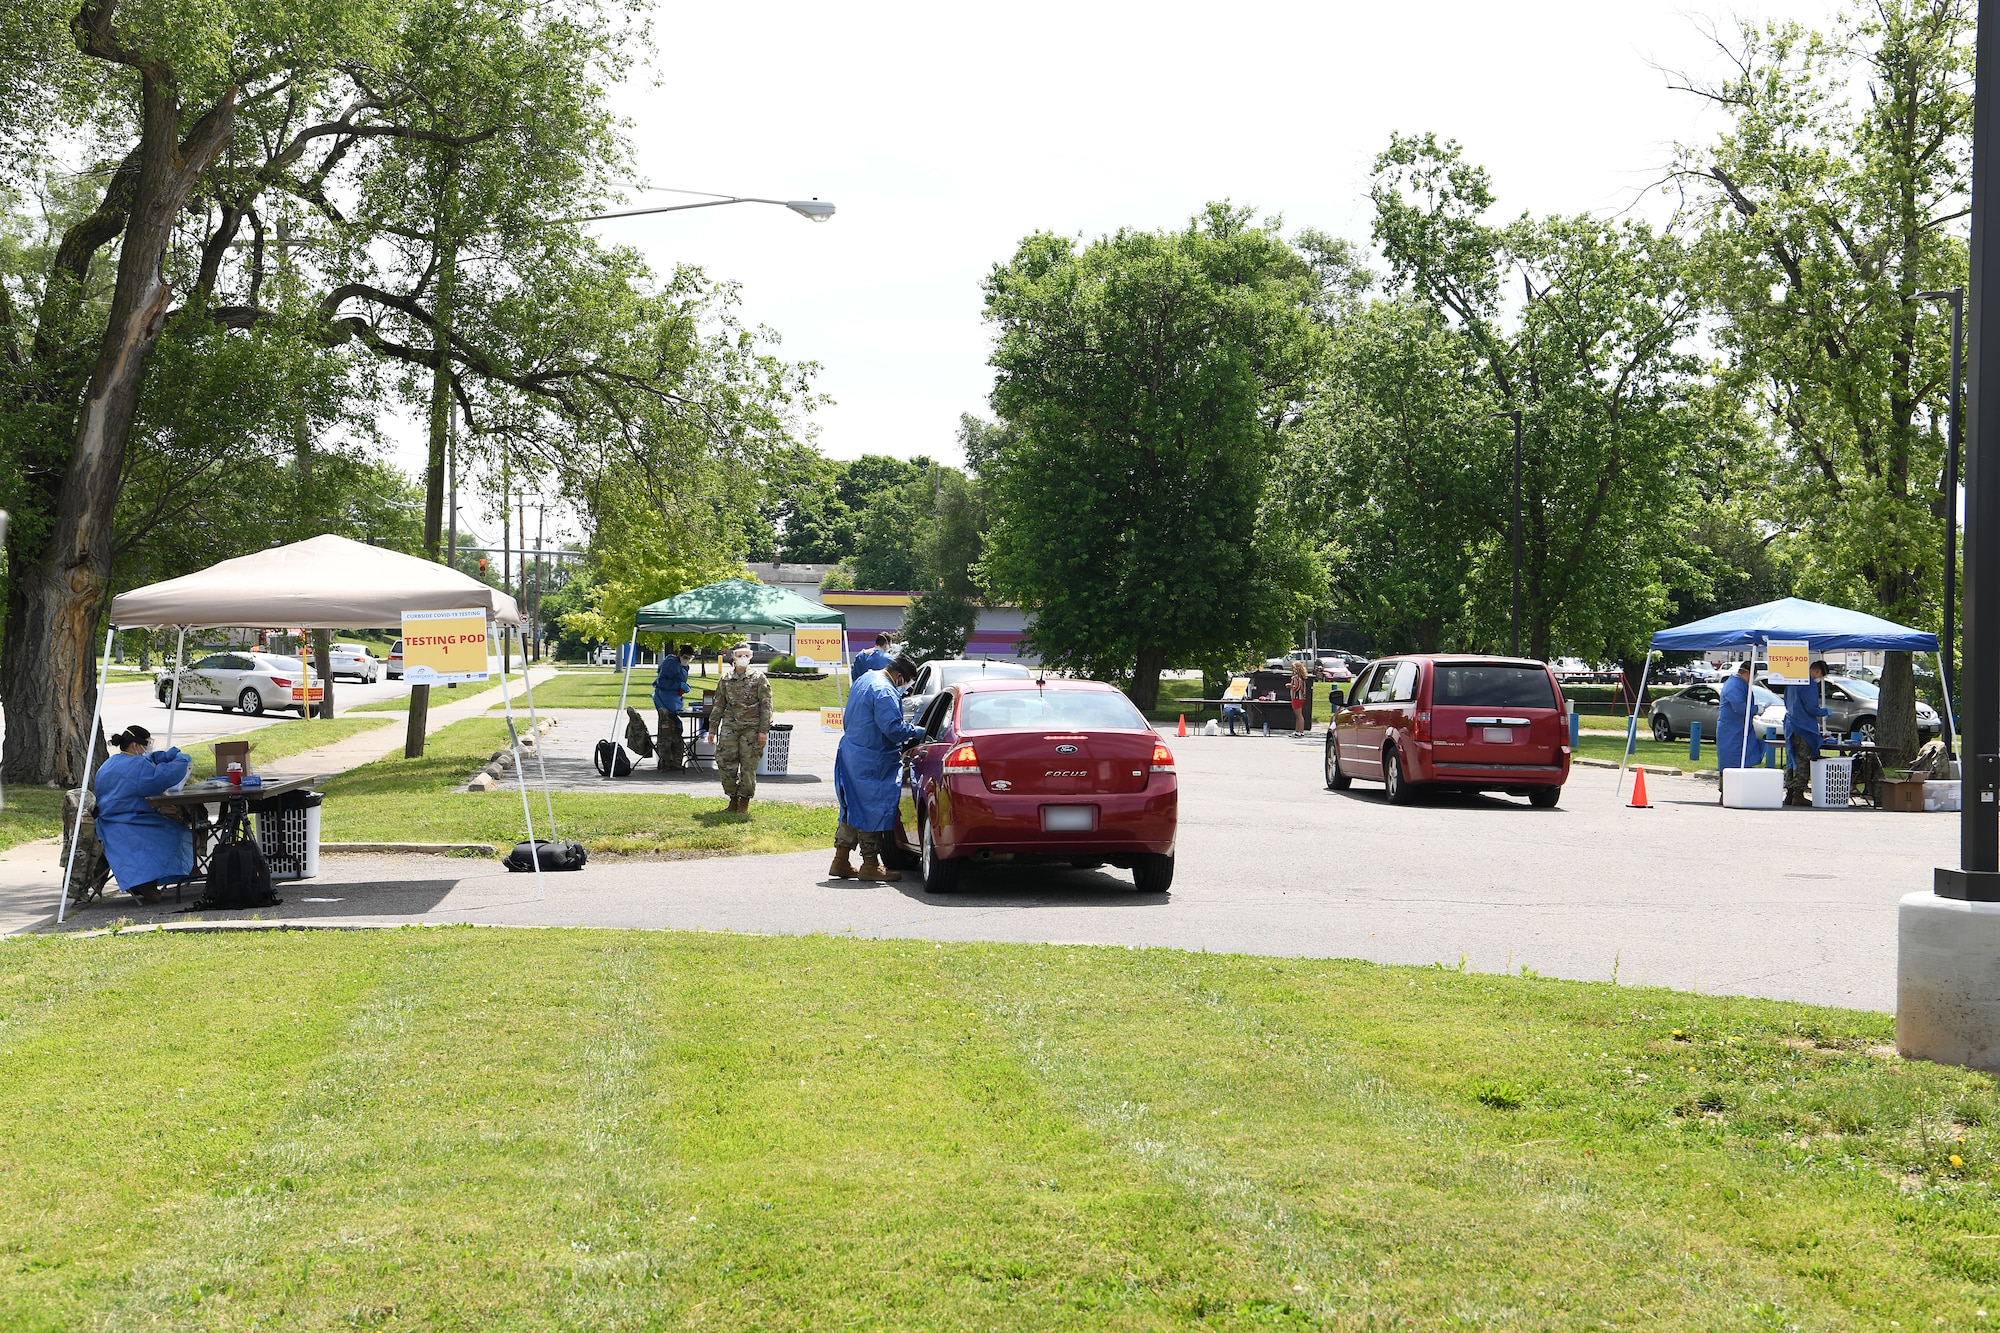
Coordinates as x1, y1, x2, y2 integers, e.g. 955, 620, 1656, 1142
211, 739, 255, 779
1879, 776, 1926, 813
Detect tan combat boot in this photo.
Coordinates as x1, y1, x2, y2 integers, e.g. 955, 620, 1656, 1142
829, 844, 857, 879
857, 849, 901, 882
738, 795, 753, 816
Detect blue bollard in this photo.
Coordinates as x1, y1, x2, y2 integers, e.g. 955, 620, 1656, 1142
1763, 727, 1777, 767
1689, 720, 1702, 761
1568, 710, 1581, 748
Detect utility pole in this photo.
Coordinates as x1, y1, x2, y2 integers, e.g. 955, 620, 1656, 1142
1913, 287, 1964, 758
1491, 409, 1524, 656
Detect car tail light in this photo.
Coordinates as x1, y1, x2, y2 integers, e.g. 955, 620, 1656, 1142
942, 743, 980, 775
268, 676, 291, 688
1150, 742, 1174, 773
1415, 710, 1431, 740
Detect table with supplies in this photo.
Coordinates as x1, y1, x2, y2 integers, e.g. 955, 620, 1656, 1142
147, 774, 326, 885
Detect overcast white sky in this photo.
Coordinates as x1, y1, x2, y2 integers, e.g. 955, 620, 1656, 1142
446, 0, 1838, 533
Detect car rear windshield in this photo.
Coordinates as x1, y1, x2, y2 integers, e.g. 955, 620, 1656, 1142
959, 690, 1150, 732
1432, 664, 1557, 710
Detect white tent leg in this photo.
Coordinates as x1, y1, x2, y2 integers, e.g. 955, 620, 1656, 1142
163, 627, 186, 749
57, 626, 117, 925
1616, 653, 1653, 801
517, 627, 557, 841
603, 625, 639, 779
497, 623, 545, 902
1939, 649, 1960, 760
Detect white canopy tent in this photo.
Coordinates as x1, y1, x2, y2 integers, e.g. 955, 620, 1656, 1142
63, 535, 547, 921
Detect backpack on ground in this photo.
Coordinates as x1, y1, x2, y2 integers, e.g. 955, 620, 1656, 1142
197, 814, 281, 910
504, 839, 589, 872
594, 739, 633, 777
623, 707, 656, 759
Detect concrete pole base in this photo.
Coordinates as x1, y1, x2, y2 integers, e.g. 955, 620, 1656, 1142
1898, 890, 2000, 1070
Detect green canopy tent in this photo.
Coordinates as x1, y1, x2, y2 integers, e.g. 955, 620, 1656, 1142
603, 579, 848, 768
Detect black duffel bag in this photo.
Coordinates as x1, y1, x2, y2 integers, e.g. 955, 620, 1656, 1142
504, 839, 589, 872
195, 813, 282, 909
593, 739, 633, 777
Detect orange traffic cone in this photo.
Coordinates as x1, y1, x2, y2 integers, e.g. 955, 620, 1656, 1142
1628, 767, 1652, 808
1177, 714, 1188, 737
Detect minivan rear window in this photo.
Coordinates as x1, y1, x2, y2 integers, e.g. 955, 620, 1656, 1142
1433, 665, 1557, 710
959, 690, 1150, 732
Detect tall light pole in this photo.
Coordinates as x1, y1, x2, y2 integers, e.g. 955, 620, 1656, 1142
1492, 409, 1524, 656
1913, 287, 1964, 758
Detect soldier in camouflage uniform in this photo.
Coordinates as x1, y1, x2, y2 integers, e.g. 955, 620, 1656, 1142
711, 643, 772, 813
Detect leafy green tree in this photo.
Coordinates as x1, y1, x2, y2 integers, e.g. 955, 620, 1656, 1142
980, 204, 1327, 712
1672, 0, 1969, 762
901, 591, 977, 661
1364, 134, 1715, 664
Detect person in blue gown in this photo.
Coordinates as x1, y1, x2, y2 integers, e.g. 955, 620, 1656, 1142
1716, 661, 1768, 772
849, 632, 896, 683
831, 653, 921, 882
1782, 659, 1832, 806
93, 725, 194, 904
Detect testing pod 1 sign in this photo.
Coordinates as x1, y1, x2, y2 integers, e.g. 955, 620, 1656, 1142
401, 609, 491, 685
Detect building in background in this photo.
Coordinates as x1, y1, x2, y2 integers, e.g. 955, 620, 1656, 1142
819, 590, 1037, 663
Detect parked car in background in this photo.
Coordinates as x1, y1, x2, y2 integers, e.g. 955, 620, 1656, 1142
156, 652, 310, 717
1752, 674, 1942, 744
900, 658, 1034, 721
1648, 681, 1783, 741
387, 639, 405, 679
892, 678, 1178, 893
1326, 656, 1571, 807
1315, 655, 1352, 683
330, 642, 381, 683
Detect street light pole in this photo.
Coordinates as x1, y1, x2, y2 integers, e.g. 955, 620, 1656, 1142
1492, 409, 1524, 656
1937, 3, 2000, 900
568, 195, 836, 225
1913, 287, 1964, 758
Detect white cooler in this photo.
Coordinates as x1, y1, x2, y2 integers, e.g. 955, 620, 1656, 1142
1723, 767, 1785, 809
1811, 757, 1853, 808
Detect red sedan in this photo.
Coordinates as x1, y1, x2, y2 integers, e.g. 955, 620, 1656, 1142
891, 678, 1178, 893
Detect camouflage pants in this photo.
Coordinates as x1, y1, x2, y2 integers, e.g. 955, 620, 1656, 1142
716, 727, 764, 799
1785, 731, 1819, 796
835, 820, 883, 855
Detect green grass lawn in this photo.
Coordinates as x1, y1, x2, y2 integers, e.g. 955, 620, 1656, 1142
1574, 733, 1722, 772
346, 680, 511, 713
319, 717, 836, 855
2, 930, 1996, 1329
497, 666, 846, 715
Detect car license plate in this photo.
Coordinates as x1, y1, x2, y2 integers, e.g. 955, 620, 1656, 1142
1042, 805, 1096, 832
1483, 727, 1514, 743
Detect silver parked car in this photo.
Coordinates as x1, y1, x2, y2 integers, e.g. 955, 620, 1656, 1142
1648, 681, 1782, 742
900, 658, 1033, 721
330, 642, 382, 683
156, 652, 309, 717
1754, 674, 1942, 744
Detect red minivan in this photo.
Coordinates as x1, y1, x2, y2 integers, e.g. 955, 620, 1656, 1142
1325, 655, 1571, 807
891, 678, 1179, 893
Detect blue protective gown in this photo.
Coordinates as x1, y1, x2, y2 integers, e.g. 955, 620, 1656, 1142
93, 749, 195, 890
652, 655, 690, 712
1783, 682, 1830, 749
833, 669, 923, 832
849, 647, 893, 682
1716, 674, 1768, 770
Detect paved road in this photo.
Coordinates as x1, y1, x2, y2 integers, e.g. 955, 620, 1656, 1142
27, 726, 1956, 1012
98, 671, 433, 748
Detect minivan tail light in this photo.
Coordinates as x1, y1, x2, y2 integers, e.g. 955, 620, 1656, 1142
1415, 710, 1431, 741
942, 743, 980, 775
1150, 742, 1174, 773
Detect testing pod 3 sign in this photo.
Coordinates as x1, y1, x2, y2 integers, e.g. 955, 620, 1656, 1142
401, 609, 491, 684
1765, 640, 1811, 686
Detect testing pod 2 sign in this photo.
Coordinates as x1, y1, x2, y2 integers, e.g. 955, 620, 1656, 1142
400, 609, 491, 684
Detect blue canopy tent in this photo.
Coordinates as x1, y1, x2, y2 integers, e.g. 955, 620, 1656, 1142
1622, 596, 1946, 798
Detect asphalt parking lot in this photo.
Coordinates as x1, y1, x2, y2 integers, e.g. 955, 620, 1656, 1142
29, 723, 1959, 1013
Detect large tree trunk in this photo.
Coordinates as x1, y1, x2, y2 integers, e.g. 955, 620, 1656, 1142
0, 54, 236, 785
1128, 645, 1167, 714
1877, 650, 1921, 770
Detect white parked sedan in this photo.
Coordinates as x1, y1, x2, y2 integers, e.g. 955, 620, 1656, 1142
156, 652, 310, 717
331, 642, 381, 683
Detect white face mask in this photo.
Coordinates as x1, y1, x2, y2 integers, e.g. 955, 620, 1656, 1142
732, 654, 750, 674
